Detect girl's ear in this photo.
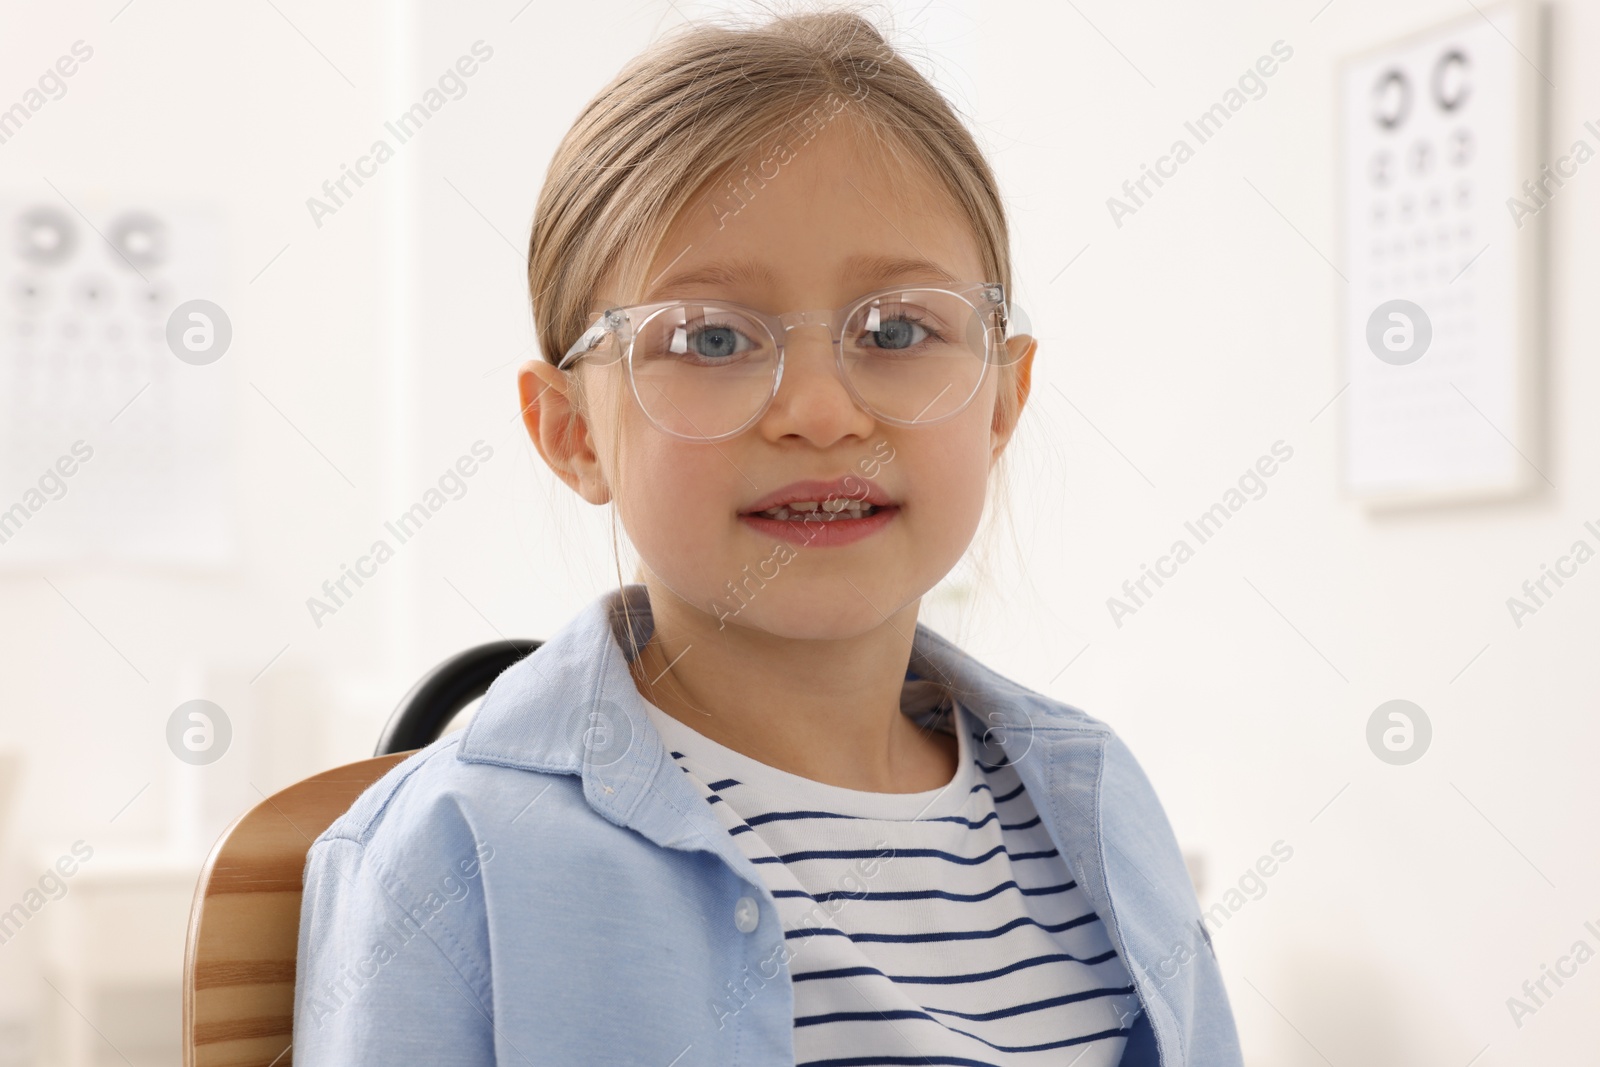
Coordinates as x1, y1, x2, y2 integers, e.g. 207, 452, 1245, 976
990, 334, 1036, 461
518, 360, 612, 505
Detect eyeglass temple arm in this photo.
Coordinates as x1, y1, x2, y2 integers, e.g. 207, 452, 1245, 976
558, 311, 622, 370
972, 284, 1011, 338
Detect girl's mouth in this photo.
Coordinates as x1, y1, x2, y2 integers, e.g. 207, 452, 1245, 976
737, 502, 900, 547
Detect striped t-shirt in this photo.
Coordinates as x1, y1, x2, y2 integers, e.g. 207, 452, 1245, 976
643, 680, 1144, 1066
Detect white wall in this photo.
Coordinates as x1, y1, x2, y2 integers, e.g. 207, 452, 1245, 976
0, 0, 1595, 1063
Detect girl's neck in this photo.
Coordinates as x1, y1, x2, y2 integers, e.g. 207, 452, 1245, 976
625, 580, 957, 794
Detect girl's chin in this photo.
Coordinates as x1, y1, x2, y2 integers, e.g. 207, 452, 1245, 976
691, 580, 917, 641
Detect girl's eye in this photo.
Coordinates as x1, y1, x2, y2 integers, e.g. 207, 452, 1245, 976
858, 312, 942, 352
681, 322, 753, 361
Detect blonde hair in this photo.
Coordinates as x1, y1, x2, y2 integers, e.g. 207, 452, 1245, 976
526, 2, 1024, 616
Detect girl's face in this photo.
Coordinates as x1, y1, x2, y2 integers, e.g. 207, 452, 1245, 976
525, 114, 1033, 640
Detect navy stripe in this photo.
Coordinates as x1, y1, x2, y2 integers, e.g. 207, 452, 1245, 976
794, 1023, 1133, 1063
728, 809, 1048, 838
783, 911, 1101, 945
921, 984, 1138, 1022
754, 808, 1045, 834
774, 877, 1078, 906
991, 779, 1026, 803
798, 1003, 1133, 1053
744, 808, 862, 826
798, 1057, 1088, 1067
756, 841, 1060, 867
792, 948, 1124, 987
969, 730, 1019, 771
793, 1023, 1132, 1062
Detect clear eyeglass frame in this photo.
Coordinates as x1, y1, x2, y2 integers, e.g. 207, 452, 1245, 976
555, 280, 1012, 443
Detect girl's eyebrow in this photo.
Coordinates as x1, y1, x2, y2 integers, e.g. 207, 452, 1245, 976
649, 253, 960, 300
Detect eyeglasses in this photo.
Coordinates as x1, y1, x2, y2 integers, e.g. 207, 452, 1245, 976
556, 281, 1012, 442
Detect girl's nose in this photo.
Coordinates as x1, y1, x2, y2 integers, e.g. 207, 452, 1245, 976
759, 325, 876, 444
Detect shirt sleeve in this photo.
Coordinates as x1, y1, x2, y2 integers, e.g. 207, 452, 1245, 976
292, 830, 497, 1065
1099, 730, 1245, 1066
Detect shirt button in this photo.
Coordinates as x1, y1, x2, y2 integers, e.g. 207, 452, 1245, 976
733, 896, 760, 933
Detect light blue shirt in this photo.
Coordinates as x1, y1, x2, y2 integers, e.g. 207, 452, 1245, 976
293, 584, 1243, 1065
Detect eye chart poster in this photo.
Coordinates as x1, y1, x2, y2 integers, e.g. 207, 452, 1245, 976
1338, 3, 1545, 507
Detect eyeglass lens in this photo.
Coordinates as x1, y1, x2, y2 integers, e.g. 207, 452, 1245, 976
625, 288, 993, 439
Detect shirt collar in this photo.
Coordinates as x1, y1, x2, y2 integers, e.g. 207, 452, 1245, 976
455, 583, 1106, 851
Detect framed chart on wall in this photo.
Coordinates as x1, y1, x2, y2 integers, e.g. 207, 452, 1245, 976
0, 195, 236, 565
1337, 2, 1548, 508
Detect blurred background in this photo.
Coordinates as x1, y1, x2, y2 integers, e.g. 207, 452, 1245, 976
0, 0, 1595, 1063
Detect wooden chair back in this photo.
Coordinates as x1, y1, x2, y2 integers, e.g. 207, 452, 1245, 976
182, 752, 414, 1067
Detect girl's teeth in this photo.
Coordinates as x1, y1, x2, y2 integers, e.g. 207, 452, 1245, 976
756, 501, 877, 521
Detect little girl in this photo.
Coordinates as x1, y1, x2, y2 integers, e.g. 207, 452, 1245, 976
294, 8, 1243, 1065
